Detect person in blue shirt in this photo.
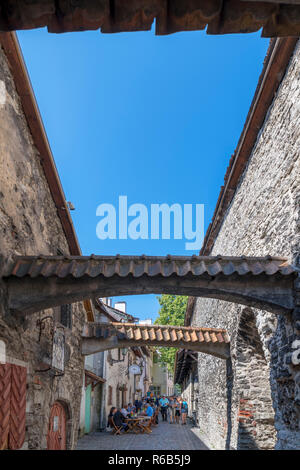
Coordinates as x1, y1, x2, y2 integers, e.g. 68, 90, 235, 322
180, 398, 188, 425
159, 395, 169, 422
142, 403, 153, 418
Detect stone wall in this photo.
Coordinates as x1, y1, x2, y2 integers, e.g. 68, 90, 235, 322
190, 41, 300, 449
0, 44, 85, 449
181, 364, 198, 423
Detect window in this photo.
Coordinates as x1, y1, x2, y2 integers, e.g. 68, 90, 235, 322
60, 304, 72, 328
53, 305, 72, 328
108, 386, 112, 406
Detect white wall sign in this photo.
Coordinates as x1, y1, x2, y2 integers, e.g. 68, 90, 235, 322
129, 364, 141, 375
52, 327, 65, 372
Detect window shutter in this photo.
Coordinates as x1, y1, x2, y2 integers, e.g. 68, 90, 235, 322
0, 364, 11, 450
9, 365, 27, 450
0, 363, 26, 450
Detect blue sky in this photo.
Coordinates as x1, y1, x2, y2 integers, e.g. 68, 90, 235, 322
17, 27, 269, 321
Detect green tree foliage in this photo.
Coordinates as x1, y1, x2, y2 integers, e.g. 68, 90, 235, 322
154, 295, 188, 372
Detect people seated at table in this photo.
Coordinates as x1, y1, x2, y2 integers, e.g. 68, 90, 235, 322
107, 406, 116, 426
127, 403, 135, 413
108, 407, 129, 432
141, 403, 153, 418
120, 405, 129, 418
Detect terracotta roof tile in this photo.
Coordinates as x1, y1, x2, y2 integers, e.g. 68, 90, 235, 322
83, 322, 229, 348
3, 255, 295, 279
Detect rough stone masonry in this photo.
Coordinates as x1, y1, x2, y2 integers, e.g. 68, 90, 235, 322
190, 41, 300, 450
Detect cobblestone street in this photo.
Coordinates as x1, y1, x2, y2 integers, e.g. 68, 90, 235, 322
76, 421, 209, 450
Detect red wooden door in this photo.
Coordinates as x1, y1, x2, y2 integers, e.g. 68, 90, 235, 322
0, 363, 26, 450
47, 402, 67, 450
0, 364, 11, 450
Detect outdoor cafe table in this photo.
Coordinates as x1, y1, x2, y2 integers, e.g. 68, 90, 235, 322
125, 416, 152, 434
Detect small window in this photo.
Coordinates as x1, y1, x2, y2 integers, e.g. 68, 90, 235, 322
108, 386, 112, 406
60, 304, 72, 329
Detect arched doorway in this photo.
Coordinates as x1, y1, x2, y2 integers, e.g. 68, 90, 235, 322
234, 308, 276, 449
47, 402, 67, 450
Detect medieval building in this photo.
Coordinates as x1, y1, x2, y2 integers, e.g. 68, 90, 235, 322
0, 32, 95, 450
175, 37, 300, 450
80, 299, 152, 434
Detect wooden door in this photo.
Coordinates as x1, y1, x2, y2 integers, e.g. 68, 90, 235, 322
0, 363, 26, 450
84, 384, 92, 434
47, 402, 67, 450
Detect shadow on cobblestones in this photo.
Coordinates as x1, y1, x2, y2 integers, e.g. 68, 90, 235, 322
77, 421, 209, 450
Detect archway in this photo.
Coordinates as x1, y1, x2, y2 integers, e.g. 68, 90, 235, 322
233, 308, 276, 449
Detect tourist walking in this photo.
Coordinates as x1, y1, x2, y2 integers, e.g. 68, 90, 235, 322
168, 396, 176, 424
181, 398, 188, 425
159, 395, 169, 422
175, 398, 181, 424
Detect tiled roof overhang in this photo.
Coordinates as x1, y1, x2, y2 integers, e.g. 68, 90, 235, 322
94, 298, 137, 323
93, 299, 148, 356
2, 255, 297, 316
82, 322, 230, 359
4, 254, 295, 278
1, 1, 300, 36
84, 369, 106, 390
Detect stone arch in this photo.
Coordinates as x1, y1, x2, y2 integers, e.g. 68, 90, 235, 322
233, 308, 276, 449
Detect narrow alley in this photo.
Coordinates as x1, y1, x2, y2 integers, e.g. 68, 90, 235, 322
76, 421, 209, 451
